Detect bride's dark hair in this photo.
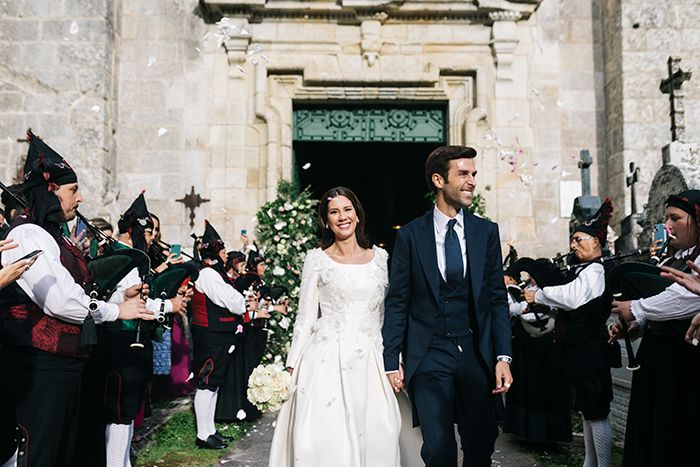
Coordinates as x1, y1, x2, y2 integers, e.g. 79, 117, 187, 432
317, 187, 372, 250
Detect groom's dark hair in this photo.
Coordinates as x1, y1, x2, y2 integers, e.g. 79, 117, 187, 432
425, 145, 477, 193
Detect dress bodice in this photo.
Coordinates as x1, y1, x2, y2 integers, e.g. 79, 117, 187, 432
286, 246, 389, 368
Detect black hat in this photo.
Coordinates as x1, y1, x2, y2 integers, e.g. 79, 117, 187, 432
502, 245, 518, 277
1, 183, 24, 219
512, 257, 569, 288
246, 250, 265, 273
226, 250, 246, 270
117, 192, 153, 252
571, 197, 613, 242
665, 190, 700, 220
23, 129, 77, 189
200, 220, 225, 261
233, 272, 262, 294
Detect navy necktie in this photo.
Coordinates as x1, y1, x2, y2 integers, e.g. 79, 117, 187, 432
445, 218, 464, 287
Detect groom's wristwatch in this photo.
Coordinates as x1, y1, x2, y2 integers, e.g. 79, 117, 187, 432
497, 356, 512, 364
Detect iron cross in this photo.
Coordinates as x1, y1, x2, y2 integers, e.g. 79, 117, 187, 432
626, 162, 640, 214
659, 56, 692, 142
176, 186, 210, 228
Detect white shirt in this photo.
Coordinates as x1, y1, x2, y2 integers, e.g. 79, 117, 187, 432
631, 250, 700, 325
433, 206, 467, 281
194, 267, 246, 314
535, 262, 606, 311
0, 223, 120, 324
109, 267, 173, 314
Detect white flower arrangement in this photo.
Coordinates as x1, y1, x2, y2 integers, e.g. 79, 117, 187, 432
247, 363, 292, 412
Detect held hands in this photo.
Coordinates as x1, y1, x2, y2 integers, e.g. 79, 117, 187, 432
611, 300, 634, 322
386, 366, 405, 393
492, 361, 513, 394
660, 261, 700, 296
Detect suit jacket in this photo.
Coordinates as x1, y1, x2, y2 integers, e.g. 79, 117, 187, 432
382, 209, 512, 384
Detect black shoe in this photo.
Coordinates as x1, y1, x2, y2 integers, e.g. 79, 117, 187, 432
195, 435, 228, 449
213, 431, 234, 442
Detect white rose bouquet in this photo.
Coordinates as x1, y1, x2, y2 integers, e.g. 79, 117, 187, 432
247, 363, 292, 412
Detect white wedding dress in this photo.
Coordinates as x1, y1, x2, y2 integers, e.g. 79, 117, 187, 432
269, 247, 421, 467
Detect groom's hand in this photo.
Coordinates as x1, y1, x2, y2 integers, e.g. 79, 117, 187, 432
492, 361, 513, 394
386, 367, 404, 393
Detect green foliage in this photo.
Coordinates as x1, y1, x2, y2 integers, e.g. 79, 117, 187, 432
255, 180, 319, 363
134, 410, 247, 466
423, 191, 488, 218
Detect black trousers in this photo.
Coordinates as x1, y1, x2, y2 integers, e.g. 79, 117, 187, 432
0, 345, 84, 467
410, 333, 497, 467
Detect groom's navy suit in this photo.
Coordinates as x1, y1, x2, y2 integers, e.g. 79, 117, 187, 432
382, 209, 512, 467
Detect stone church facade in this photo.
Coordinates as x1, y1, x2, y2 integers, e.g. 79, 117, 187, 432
1, 0, 699, 257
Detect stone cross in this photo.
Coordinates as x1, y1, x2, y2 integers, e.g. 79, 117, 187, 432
659, 56, 692, 142
577, 149, 593, 196
176, 186, 210, 228
626, 161, 640, 214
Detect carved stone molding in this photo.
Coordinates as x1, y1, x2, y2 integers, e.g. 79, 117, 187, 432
202, 0, 542, 24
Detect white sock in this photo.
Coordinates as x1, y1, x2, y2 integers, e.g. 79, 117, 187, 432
105, 422, 134, 467
208, 389, 219, 436
0, 449, 17, 467
194, 389, 217, 440
582, 420, 597, 467
589, 418, 612, 467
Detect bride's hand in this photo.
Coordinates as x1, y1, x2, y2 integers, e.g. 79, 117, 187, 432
386, 366, 404, 393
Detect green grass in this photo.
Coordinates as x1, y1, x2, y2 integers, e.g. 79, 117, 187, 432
134, 410, 248, 467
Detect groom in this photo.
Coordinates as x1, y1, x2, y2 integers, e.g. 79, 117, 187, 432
382, 145, 513, 467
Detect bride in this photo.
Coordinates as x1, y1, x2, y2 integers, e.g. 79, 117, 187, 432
269, 186, 414, 466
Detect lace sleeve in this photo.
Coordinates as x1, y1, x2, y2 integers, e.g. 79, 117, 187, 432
286, 249, 321, 369
375, 247, 389, 328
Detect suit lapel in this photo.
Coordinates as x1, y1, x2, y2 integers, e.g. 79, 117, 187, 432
464, 211, 484, 305
415, 211, 440, 302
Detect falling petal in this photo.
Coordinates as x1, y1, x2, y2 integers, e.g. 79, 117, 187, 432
6, 137, 11, 143
551, 164, 559, 171
249, 57, 259, 65
228, 344, 236, 354
157, 127, 169, 137
236, 65, 246, 74
202, 32, 210, 41
69, 21, 79, 35
557, 98, 563, 107
240, 27, 251, 37
550, 217, 558, 224
272, 421, 277, 427
186, 372, 194, 382
220, 207, 227, 214
91, 105, 100, 112
561, 170, 571, 177
147, 56, 156, 67
302, 162, 311, 170
236, 409, 247, 420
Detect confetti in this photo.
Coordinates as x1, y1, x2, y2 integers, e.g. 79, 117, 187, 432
91, 105, 100, 112
240, 27, 251, 37
302, 162, 311, 170
550, 217, 558, 224
69, 21, 79, 35
551, 164, 559, 171
557, 98, 563, 107
519, 174, 533, 187
236, 409, 247, 420
228, 344, 236, 354
531, 88, 545, 110
561, 170, 571, 177
508, 112, 521, 123
157, 127, 169, 137
220, 207, 227, 214
6, 137, 12, 143
186, 372, 194, 382
236, 65, 246, 74
147, 56, 156, 67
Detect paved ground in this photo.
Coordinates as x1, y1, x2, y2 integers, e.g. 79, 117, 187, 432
220, 412, 542, 467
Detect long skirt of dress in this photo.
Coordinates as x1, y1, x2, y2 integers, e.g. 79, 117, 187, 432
622, 330, 700, 467
504, 323, 573, 443
215, 325, 267, 423
269, 330, 401, 467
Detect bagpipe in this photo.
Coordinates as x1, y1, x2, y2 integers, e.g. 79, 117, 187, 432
0, 180, 200, 349
234, 273, 288, 329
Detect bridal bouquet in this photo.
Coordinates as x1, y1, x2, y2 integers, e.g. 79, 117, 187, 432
247, 363, 292, 412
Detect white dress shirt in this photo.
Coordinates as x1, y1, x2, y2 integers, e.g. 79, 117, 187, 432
535, 262, 606, 311
631, 248, 700, 325
109, 267, 173, 314
0, 223, 120, 324
433, 206, 467, 281
194, 267, 246, 314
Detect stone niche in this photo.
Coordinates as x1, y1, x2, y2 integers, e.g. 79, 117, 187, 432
639, 141, 700, 246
